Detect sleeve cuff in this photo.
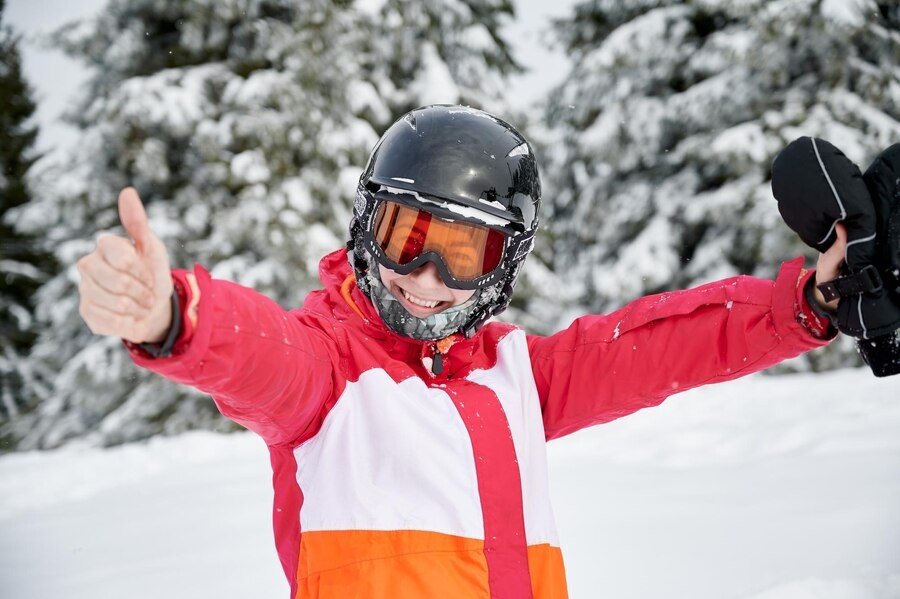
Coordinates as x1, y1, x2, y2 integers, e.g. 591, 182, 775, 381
124, 269, 199, 359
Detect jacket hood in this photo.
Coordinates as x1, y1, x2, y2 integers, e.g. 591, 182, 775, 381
317, 247, 357, 290
312, 248, 382, 329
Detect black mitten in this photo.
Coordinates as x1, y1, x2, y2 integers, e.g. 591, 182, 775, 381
857, 144, 900, 376
772, 137, 900, 377
772, 137, 900, 338
772, 137, 874, 256
861, 143, 900, 293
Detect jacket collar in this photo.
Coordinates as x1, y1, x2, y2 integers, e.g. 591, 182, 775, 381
314, 248, 476, 376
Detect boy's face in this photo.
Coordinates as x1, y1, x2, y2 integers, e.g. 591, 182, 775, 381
378, 263, 476, 318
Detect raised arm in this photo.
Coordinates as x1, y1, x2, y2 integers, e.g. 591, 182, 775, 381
77, 188, 340, 446
528, 256, 840, 441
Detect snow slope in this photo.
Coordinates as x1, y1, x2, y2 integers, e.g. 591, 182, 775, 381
2, 367, 898, 599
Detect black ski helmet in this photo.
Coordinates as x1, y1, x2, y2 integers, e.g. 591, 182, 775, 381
349, 104, 541, 339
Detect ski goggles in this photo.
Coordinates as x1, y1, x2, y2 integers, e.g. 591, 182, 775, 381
366, 199, 510, 289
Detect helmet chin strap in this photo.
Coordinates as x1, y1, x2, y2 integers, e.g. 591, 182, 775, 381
361, 254, 500, 341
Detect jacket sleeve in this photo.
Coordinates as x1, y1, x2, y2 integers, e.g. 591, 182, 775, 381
527, 258, 834, 441
128, 264, 343, 447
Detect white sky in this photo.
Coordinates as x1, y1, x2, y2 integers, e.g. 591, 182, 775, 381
5, 0, 577, 154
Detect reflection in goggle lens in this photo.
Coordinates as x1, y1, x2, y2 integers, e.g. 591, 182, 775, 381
373, 201, 506, 281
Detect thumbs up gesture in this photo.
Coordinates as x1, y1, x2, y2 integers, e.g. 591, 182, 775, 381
77, 187, 174, 343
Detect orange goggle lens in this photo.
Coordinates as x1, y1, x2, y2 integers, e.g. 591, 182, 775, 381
373, 201, 507, 281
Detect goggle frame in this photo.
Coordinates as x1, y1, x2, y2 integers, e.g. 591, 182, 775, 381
362, 194, 517, 291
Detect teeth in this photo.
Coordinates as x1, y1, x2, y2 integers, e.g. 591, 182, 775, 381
402, 289, 439, 308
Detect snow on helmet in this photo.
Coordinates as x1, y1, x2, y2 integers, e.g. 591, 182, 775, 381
348, 104, 541, 340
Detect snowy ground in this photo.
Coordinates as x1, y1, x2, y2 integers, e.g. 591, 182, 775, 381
2, 367, 898, 599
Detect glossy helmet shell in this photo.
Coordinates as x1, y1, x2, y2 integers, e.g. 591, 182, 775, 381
349, 104, 542, 337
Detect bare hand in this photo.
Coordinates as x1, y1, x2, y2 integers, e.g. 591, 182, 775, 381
813, 223, 847, 311
77, 187, 174, 343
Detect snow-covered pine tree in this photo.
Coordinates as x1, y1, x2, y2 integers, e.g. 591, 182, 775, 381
532, 0, 900, 370
0, 1, 58, 449
355, 0, 520, 118
11, 0, 520, 450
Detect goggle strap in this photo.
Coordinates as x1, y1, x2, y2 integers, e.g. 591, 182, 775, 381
511, 230, 536, 262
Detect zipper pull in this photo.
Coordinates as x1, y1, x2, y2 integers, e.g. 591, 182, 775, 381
431, 343, 444, 376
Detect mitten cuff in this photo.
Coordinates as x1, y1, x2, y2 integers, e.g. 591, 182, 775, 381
798, 269, 838, 340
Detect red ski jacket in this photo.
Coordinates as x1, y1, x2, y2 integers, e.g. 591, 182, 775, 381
130, 249, 831, 599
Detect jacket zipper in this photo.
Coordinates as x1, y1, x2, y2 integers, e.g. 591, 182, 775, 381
430, 343, 444, 375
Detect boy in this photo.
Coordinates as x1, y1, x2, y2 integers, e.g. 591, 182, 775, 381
77, 105, 846, 598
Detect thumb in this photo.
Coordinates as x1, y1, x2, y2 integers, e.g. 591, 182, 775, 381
117, 186, 172, 291
118, 187, 154, 252
817, 222, 847, 283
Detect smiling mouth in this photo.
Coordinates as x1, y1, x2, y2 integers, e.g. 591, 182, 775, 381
401, 288, 441, 309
